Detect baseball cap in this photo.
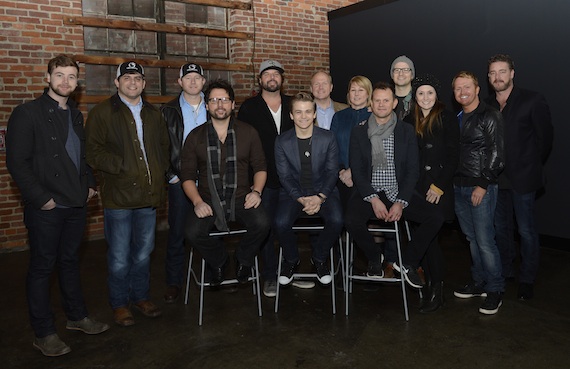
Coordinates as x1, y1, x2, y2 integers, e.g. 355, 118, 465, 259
116, 61, 145, 79
259, 60, 284, 75
180, 63, 204, 78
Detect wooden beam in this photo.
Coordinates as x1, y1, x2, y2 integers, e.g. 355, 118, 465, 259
77, 95, 173, 105
75, 55, 253, 72
77, 94, 245, 105
64, 16, 252, 40
169, 0, 252, 10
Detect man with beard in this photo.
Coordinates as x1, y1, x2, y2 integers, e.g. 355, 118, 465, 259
485, 54, 553, 300
238, 60, 314, 297
6, 54, 109, 357
180, 79, 270, 286
309, 70, 348, 129
452, 71, 505, 315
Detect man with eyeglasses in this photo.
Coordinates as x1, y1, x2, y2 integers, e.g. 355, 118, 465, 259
485, 54, 553, 301
238, 60, 315, 297
160, 63, 207, 304
180, 79, 270, 286
381, 55, 418, 279
86, 61, 170, 326
390, 55, 417, 122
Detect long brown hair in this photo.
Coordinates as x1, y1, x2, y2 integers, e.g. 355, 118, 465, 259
414, 100, 445, 137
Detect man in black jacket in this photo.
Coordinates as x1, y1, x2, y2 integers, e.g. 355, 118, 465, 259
238, 60, 316, 297
452, 71, 505, 315
486, 54, 553, 300
6, 55, 109, 357
160, 63, 207, 303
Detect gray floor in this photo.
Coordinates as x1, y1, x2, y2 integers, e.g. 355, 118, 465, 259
1, 227, 569, 369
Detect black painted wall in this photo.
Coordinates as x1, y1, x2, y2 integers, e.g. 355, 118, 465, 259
328, 0, 570, 240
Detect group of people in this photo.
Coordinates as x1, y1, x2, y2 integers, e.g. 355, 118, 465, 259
6, 52, 552, 357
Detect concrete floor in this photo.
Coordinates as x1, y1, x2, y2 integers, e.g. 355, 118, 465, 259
1, 226, 569, 369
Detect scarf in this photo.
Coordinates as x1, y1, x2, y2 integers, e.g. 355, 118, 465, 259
206, 120, 237, 231
367, 112, 397, 171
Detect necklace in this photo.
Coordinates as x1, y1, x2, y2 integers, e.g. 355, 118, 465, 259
304, 136, 312, 157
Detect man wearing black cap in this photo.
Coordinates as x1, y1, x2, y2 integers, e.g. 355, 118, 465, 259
238, 60, 315, 297
86, 61, 170, 326
160, 63, 207, 303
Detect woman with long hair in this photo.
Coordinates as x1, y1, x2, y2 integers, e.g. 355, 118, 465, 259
411, 73, 459, 312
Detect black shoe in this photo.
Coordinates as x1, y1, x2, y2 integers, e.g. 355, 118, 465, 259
393, 262, 424, 288
366, 261, 384, 278
311, 258, 332, 285
518, 283, 534, 300
236, 262, 251, 284
278, 260, 299, 285
454, 282, 487, 299
420, 281, 445, 313
479, 292, 503, 315
209, 262, 226, 287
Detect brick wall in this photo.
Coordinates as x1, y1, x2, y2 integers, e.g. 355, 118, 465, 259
0, 0, 360, 251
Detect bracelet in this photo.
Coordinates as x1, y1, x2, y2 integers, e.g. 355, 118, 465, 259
252, 189, 262, 196
317, 193, 326, 203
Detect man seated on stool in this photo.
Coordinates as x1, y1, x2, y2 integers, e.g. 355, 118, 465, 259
274, 92, 343, 286
345, 82, 443, 288
180, 79, 270, 286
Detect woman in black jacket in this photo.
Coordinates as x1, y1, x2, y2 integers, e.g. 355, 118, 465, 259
410, 74, 459, 312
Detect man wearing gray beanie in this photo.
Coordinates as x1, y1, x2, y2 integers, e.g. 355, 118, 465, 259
382, 55, 417, 279
390, 55, 416, 122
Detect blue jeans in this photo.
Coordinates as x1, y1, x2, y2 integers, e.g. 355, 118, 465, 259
165, 182, 192, 287
274, 190, 343, 263
104, 207, 157, 309
495, 189, 540, 284
454, 184, 504, 293
24, 205, 88, 338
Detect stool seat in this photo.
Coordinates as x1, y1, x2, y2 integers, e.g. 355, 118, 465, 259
184, 227, 262, 325
344, 219, 411, 320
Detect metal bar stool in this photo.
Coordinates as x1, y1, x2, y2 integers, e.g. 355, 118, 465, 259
184, 228, 262, 325
274, 216, 341, 314
344, 219, 411, 321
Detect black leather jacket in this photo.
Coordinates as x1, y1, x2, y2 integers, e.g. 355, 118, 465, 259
161, 97, 184, 182
454, 101, 505, 189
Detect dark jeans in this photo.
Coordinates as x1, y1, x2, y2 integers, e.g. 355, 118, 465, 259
273, 190, 343, 263
495, 189, 540, 284
165, 181, 192, 287
185, 199, 270, 268
345, 191, 443, 268
24, 205, 88, 338
259, 187, 280, 280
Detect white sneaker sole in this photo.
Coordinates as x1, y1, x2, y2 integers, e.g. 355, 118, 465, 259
479, 300, 503, 315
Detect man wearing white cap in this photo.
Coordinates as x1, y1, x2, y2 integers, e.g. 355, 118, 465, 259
160, 63, 207, 303
86, 61, 170, 326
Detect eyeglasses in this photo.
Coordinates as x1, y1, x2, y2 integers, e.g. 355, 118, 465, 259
393, 68, 412, 74
208, 97, 232, 104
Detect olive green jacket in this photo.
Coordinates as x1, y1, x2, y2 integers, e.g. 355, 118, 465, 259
86, 93, 170, 209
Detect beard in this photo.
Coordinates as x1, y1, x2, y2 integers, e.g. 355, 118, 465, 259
50, 83, 74, 98
261, 80, 281, 93
210, 108, 232, 120
492, 78, 513, 92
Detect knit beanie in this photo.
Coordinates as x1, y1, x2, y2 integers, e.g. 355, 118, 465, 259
412, 73, 441, 98
390, 55, 415, 78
